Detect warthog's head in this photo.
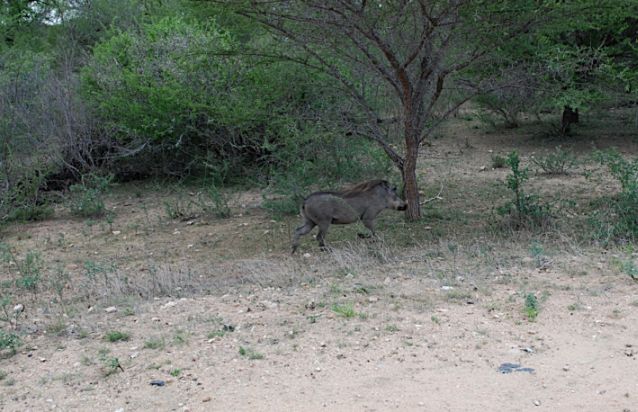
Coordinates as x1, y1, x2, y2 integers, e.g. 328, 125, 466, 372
383, 183, 407, 211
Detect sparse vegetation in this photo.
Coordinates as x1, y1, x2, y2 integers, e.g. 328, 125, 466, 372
69, 174, 113, 218
144, 338, 165, 349
531, 148, 577, 175
104, 331, 130, 343
331, 303, 357, 319
0, 330, 21, 357
239, 346, 264, 360
524, 293, 540, 321
497, 151, 552, 229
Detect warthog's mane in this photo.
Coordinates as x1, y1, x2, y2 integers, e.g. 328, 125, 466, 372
339, 179, 389, 198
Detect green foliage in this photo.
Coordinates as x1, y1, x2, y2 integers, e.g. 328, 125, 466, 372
531, 148, 577, 175
69, 174, 113, 218
0, 168, 53, 223
170, 368, 181, 377
238, 346, 264, 360
491, 154, 507, 169
524, 293, 539, 321
590, 151, 638, 243
144, 338, 165, 349
0, 330, 21, 357
331, 303, 357, 319
104, 331, 130, 343
497, 151, 551, 229
0, 245, 42, 296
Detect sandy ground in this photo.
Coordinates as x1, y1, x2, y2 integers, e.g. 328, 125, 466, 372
1, 112, 638, 411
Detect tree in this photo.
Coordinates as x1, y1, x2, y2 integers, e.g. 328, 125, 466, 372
229, 0, 538, 220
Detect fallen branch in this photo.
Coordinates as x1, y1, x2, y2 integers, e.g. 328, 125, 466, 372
420, 183, 444, 205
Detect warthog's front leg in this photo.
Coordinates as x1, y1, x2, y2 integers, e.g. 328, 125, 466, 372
358, 214, 377, 240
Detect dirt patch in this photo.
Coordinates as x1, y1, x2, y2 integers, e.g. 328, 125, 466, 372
2, 113, 638, 411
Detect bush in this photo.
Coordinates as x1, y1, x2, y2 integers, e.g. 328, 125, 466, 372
69, 173, 113, 218
497, 151, 552, 229
0, 330, 21, 358
531, 147, 577, 175
590, 151, 638, 243
491, 154, 507, 169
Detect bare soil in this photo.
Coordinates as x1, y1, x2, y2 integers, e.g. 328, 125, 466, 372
1, 112, 638, 411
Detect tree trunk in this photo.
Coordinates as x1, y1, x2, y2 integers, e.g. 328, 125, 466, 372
402, 140, 421, 221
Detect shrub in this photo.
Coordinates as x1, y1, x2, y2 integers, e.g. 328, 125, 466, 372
497, 151, 552, 229
491, 154, 507, 169
69, 173, 113, 217
531, 147, 577, 175
590, 151, 638, 243
0, 330, 21, 358
524, 293, 539, 321
104, 331, 130, 342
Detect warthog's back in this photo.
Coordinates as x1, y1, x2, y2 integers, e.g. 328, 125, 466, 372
303, 192, 360, 225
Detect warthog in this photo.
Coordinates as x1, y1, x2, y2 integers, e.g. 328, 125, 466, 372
291, 179, 407, 253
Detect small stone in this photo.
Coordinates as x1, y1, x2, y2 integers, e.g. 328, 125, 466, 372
202, 397, 212, 403
105, 306, 117, 314
533, 400, 541, 406
114, 409, 124, 412
315, 367, 321, 372
320, 342, 327, 347
479, 166, 487, 172
112, 231, 121, 235
303, 253, 312, 258
39, 357, 47, 362
150, 380, 165, 387
13, 304, 24, 313
383, 277, 391, 285
368, 296, 379, 303
130, 352, 139, 359
440, 286, 454, 291
563, 365, 570, 371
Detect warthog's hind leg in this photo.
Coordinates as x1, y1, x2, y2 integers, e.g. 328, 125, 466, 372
316, 222, 330, 249
291, 220, 316, 254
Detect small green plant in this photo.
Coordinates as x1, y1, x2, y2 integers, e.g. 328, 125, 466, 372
0, 168, 53, 223
173, 330, 188, 345
531, 147, 577, 175
497, 151, 551, 229
69, 173, 113, 218
491, 154, 507, 169
590, 151, 638, 243
0, 246, 43, 297
207, 330, 225, 339
144, 337, 165, 349
620, 260, 638, 282
524, 293, 539, 321
199, 183, 232, 219
104, 331, 130, 342
46, 319, 67, 336
331, 303, 357, 318
102, 357, 123, 376
0, 330, 21, 357
170, 368, 181, 377
385, 324, 399, 332
431, 315, 441, 325
239, 346, 264, 360
0, 370, 7, 380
